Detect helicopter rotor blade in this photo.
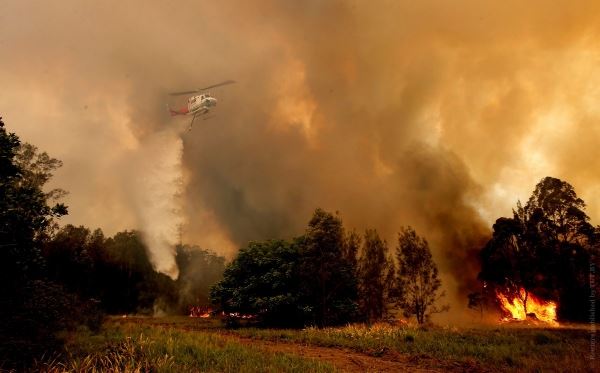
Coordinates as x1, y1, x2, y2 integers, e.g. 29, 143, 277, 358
169, 90, 199, 96
198, 80, 236, 91
169, 80, 236, 96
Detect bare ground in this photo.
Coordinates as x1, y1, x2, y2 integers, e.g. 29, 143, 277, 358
216, 333, 487, 373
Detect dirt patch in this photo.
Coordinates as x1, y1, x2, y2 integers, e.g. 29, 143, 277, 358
229, 336, 430, 372
218, 334, 484, 373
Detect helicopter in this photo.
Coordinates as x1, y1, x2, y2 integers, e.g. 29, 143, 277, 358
168, 80, 235, 130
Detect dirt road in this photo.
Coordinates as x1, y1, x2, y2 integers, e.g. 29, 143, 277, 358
221, 334, 484, 373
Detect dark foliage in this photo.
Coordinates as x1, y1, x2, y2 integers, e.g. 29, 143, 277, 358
357, 229, 395, 323
0, 118, 87, 368
212, 209, 451, 328
298, 209, 359, 327
211, 239, 304, 326
43, 226, 227, 316
395, 227, 448, 324
212, 209, 362, 327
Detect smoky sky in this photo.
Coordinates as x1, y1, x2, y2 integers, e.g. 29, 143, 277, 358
2, 0, 600, 319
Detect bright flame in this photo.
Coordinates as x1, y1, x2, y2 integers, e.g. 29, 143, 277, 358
496, 288, 558, 325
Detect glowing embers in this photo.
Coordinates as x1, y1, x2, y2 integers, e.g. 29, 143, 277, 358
189, 306, 212, 318
188, 306, 256, 320
496, 287, 558, 326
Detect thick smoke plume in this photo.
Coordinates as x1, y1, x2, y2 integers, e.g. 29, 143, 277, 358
2, 0, 600, 318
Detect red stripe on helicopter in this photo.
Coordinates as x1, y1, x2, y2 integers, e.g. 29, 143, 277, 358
169, 106, 189, 116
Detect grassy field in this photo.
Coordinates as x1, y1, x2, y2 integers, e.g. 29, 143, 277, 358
35, 316, 595, 372
33, 319, 333, 372
227, 322, 594, 372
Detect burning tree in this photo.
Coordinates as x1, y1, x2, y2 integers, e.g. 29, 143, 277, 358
395, 227, 448, 324
478, 177, 599, 322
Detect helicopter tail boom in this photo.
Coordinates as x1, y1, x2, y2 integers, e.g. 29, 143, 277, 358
168, 105, 189, 116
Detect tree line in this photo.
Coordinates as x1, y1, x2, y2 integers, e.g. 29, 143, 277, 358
0, 117, 225, 368
44, 226, 226, 315
210, 208, 447, 327
210, 178, 600, 327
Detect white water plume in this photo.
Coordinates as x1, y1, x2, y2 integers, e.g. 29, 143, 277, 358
129, 128, 184, 278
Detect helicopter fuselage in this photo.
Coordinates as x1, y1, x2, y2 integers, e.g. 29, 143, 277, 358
188, 94, 217, 115
168, 80, 234, 130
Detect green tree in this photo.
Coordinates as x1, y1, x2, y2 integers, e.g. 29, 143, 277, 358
0, 118, 73, 367
211, 209, 361, 327
0, 121, 67, 285
0, 118, 67, 268
299, 208, 358, 327
396, 227, 447, 324
343, 229, 360, 272
357, 229, 394, 323
210, 239, 303, 326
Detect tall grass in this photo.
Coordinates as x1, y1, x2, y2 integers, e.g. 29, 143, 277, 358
35, 318, 594, 372
35, 323, 334, 373
230, 322, 594, 372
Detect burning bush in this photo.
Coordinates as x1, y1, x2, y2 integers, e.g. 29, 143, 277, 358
495, 287, 557, 325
